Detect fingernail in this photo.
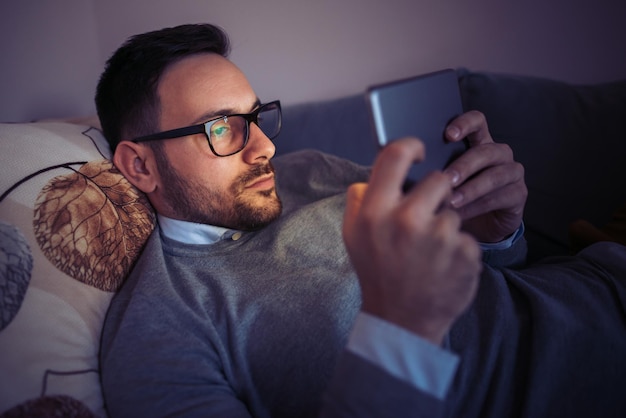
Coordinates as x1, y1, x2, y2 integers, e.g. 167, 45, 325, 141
446, 126, 461, 140
450, 191, 463, 207
445, 169, 460, 186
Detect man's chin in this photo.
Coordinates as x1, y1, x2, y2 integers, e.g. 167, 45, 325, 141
244, 187, 280, 207
234, 193, 283, 231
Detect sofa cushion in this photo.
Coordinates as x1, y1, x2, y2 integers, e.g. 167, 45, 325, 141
458, 69, 626, 261
0, 122, 155, 417
276, 95, 378, 167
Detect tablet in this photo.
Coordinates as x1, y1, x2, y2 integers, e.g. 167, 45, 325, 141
366, 69, 467, 187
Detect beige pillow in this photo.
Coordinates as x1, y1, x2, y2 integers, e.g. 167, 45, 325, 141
0, 122, 155, 417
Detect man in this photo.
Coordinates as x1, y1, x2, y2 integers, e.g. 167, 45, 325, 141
96, 24, 626, 417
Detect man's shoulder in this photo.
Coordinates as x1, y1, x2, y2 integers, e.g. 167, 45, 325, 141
109, 228, 164, 298
274, 150, 370, 204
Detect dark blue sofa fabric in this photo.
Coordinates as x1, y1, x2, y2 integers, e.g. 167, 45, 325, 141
459, 70, 626, 261
276, 70, 626, 262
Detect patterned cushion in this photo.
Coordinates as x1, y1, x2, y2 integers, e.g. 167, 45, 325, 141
0, 122, 155, 417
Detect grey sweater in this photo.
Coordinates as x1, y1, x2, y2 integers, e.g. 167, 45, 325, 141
102, 151, 372, 417
101, 150, 626, 418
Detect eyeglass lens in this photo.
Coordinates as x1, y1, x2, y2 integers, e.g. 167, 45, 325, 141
207, 116, 246, 156
206, 104, 280, 156
256, 104, 281, 140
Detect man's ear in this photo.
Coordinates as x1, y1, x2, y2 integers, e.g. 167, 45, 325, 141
113, 141, 159, 194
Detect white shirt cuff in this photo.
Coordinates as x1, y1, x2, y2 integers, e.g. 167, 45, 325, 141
346, 312, 459, 399
479, 223, 525, 251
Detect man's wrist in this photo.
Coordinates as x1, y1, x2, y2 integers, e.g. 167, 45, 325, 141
479, 223, 525, 251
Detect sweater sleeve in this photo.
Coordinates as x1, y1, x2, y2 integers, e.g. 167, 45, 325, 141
346, 312, 458, 399
320, 351, 447, 418
481, 224, 528, 269
101, 292, 253, 418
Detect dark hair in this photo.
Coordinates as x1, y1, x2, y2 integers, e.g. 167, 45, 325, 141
95, 23, 231, 152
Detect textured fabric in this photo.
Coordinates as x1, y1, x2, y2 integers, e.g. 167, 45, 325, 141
321, 242, 626, 418
1, 121, 155, 417
445, 242, 626, 418
101, 151, 371, 418
101, 150, 626, 418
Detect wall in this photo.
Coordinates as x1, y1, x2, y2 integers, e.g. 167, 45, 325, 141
2, 0, 626, 122
0, 0, 101, 122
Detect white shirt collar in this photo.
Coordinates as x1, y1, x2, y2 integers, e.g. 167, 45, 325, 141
157, 214, 242, 245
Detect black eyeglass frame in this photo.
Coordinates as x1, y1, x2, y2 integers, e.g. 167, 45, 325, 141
130, 100, 282, 157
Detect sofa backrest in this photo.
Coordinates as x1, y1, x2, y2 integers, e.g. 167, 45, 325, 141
458, 69, 626, 261
275, 69, 626, 262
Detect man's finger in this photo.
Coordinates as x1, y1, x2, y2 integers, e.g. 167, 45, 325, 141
364, 138, 426, 210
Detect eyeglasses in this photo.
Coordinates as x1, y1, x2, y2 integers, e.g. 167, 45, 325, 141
131, 100, 282, 157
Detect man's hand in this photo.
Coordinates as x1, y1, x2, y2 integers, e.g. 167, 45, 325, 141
343, 138, 482, 345
444, 111, 527, 243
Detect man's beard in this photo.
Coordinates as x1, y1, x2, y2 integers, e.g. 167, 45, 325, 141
153, 150, 282, 231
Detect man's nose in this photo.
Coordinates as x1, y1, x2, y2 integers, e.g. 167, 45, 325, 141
243, 122, 276, 162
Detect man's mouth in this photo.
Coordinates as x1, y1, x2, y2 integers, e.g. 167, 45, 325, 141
238, 162, 276, 192
245, 173, 275, 190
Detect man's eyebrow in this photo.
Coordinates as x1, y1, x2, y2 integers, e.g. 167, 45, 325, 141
191, 98, 262, 125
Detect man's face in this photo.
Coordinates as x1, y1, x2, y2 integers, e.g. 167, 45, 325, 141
151, 53, 282, 230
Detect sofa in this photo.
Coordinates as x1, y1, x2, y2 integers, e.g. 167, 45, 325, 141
1, 69, 625, 417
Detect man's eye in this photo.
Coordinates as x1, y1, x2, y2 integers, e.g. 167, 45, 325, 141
211, 123, 230, 137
